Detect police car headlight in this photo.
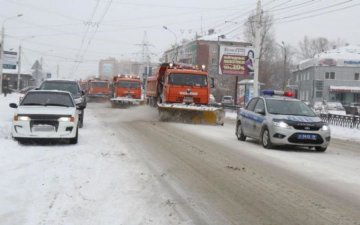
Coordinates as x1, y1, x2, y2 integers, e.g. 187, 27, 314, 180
321, 125, 329, 131
14, 115, 31, 121
273, 121, 291, 129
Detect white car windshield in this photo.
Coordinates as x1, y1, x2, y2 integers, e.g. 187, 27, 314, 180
21, 92, 74, 107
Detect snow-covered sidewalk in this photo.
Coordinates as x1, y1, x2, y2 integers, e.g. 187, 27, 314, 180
0, 94, 187, 225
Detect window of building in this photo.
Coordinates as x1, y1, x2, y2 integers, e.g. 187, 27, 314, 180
355, 73, 359, 80
316, 91, 323, 98
212, 58, 217, 65
325, 72, 335, 79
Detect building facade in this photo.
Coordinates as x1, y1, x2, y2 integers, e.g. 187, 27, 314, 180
2, 69, 34, 91
291, 45, 360, 105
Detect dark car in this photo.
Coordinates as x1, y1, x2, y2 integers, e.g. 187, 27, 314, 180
38, 79, 87, 128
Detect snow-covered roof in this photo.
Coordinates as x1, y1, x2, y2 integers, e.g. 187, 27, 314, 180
3, 69, 32, 75
329, 85, 360, 93
297, 45, 360, 70
315, 45, 360, 60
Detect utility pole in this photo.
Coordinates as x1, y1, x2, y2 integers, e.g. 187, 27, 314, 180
56, 64, 59, 78
253, 0, 262, 97
17, 45, 22, 90
1, 14, 23, 94
0, 26, 4, 94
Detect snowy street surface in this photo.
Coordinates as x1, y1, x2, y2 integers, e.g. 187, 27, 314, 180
1, 94, 360, 225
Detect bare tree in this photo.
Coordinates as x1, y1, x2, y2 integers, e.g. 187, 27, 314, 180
297, 36, 349, 60
243, 12, 276, 61
243, 12, 281, 88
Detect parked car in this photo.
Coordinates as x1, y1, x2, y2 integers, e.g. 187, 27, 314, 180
9, 90, 80, 144
221, 95, 234, 106
236, 90, 330, 152
325, 101, 346, 115
38, 79, 87, 128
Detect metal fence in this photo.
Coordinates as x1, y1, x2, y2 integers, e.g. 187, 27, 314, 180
320, 113, 360, 129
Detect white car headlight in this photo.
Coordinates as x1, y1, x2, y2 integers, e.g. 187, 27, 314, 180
14, 116, 31, 121
58, 116, 75, 122
273, 121, 291, 129
321, 125, 330, 131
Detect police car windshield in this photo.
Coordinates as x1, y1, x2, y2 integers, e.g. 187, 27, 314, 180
266, 99, 316, 117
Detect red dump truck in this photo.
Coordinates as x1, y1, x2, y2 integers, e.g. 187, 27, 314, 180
86, 79, 111, 102
146, 63, 224, 125
110, 75, 144, 107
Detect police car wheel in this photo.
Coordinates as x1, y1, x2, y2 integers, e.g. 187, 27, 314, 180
236, 122, 246, 141
315, 146, 327, 152
261, 128, 273, 149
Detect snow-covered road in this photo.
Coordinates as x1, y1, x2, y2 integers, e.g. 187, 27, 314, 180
1, 94, 360, 225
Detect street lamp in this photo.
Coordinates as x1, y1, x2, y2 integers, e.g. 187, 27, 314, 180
0, 13, 23, 94
163, 26, 178, 62
279, 41, 287, 90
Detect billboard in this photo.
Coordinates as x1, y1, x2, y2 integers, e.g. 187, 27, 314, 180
3, 51, 18, 69
102, 63, 113, 76
218, 46, 254, 76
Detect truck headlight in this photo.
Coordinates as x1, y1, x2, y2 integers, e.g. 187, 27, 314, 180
14, 116, 31, 121
321, 125, 329, 131
58, 116, 75, 122
273, 121, 291, 129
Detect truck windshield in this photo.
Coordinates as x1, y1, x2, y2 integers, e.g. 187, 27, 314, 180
266, 99, 316, 117
116, 81, 140, 88
168, 74, 208, 87
90, 82, 108, 88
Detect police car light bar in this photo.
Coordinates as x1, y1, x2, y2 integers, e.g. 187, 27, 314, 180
262, 90, 294, 97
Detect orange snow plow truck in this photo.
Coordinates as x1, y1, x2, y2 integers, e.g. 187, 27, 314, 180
86, 79, 111, 101
146, 63, 224, 125
110, 74, 144, 107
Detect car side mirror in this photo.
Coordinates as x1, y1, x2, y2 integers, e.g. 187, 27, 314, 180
9, 103, 18, 108
210, 77, 215, 88
81, 90, 85, 95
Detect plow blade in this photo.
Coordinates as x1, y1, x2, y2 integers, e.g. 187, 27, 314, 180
110, 97, 145, 108
158, 104, 225, 125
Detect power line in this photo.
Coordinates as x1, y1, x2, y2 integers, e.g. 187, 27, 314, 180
274, 0, 354, 21
274, 1, 360, 24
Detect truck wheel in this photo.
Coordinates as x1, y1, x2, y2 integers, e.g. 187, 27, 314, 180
236, 122, 246, 141
261, 128, 273, 149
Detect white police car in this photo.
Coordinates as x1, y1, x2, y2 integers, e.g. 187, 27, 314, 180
235, 90, 331, 152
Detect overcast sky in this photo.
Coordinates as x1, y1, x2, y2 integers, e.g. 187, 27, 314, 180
1, 0, 360, 79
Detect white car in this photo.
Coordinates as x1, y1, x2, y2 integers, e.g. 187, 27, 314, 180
221, 96, 234, 105
9, 90, 80, 144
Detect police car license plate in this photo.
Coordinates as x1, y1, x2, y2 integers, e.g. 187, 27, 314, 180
297, 134, 317, 140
